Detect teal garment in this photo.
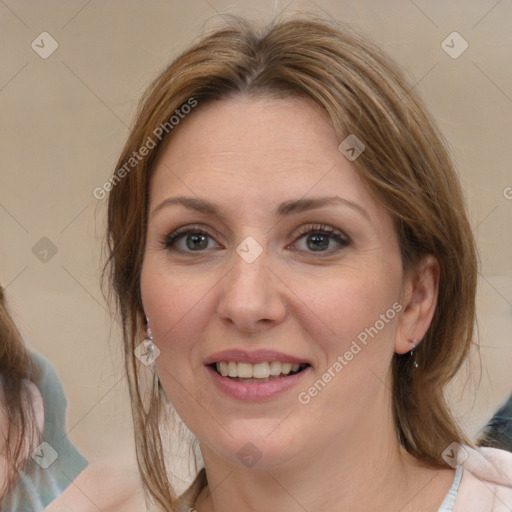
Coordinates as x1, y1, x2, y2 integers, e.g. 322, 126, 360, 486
0, 349, 88, 511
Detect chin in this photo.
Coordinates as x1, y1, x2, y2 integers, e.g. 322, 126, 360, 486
198, 421, 308, 471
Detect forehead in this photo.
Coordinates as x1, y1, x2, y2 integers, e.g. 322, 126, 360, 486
149, 96, 377, 219
156, 95, 336, 164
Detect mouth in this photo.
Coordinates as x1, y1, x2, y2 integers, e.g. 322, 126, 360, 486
207, 361, 311, 383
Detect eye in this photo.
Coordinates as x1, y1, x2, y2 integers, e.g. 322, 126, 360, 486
290, 224, 350, 253
163, 226, 221, 252
162, 223, 349, 254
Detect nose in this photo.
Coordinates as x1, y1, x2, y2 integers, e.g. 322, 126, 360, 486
216, 251, 287, 334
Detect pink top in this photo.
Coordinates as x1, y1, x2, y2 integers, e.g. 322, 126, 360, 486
448, 447, 512, 512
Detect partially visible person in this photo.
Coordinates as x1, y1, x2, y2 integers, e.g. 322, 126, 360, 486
0, 285, 88, 511
0, 285, 42, 502
478, 394, 512, 452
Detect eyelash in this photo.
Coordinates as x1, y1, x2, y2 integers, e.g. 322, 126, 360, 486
163, 223, 351, 256
291, 224, 350, 253
163, 225, 213, 250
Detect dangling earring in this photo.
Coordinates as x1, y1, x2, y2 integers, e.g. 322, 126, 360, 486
134, 318, 161, 414
410, 349, 419, 368
135, 317, 160, 366
144, 321, 154, 354
408, 338, 419, 369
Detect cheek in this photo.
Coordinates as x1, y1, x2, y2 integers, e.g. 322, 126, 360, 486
291, 272, 402, 425
292, 263, 402, 358
142, 249, 205, 316
141, 271, 208, 349
141, 269, 213, 420
140, 258, 217, 391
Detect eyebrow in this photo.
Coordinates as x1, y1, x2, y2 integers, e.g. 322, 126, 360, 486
151, 195, 370, 222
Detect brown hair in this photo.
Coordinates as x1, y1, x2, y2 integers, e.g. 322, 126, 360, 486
0, 286, 40, 498
104, 15, 477, 510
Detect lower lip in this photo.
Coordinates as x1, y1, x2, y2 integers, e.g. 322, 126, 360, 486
206, 365, 311, 401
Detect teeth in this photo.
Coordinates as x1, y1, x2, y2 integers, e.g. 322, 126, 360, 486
281, 363, 293, 375
215, 361, 306, 379
227, 361, 237, 377
253, 362, 270, 378
269, 361, 282, 376
238, 362, 253, 378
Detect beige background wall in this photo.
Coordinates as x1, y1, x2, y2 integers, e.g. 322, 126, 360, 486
1, 0, 511, 467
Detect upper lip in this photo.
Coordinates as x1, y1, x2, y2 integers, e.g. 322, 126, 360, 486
204, 349, 311, 366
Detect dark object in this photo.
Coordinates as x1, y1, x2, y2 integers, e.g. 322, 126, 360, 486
478, 394, 512, 452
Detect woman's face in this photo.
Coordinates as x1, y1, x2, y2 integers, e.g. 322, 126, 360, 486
141, 95, 410, 469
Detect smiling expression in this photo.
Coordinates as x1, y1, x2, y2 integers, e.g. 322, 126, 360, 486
140, 94, 408, 467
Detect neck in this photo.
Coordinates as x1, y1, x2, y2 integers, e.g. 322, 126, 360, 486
194, 399, 444, 512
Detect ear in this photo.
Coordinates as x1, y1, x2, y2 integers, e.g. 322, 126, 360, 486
394, 254, 440, 355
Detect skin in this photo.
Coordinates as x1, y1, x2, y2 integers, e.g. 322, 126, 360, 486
140, 95, 455, 512
44, 460, 146, 512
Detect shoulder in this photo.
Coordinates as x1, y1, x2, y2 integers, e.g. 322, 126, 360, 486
453, 447, 512, 512
44, 459, 147, 512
